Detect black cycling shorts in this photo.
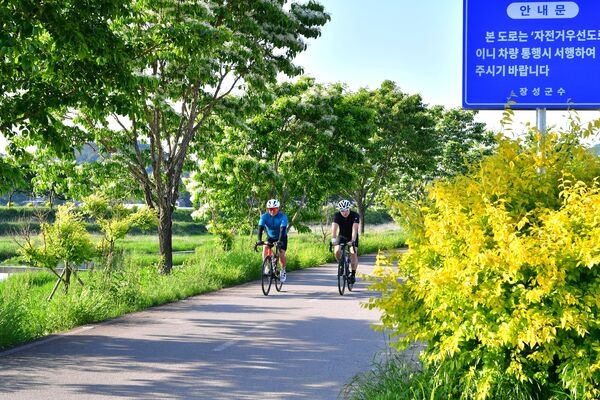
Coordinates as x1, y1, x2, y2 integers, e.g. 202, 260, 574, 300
267, 235, 288, 251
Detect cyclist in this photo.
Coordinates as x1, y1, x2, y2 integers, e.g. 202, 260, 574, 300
257, 199, 289, 282
331, 199, 359, 284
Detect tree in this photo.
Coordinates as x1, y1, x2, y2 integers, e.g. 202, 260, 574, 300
0, 0, 133, 154
429, 105, 496, 178
0, 151, 34, 206
380, 105, 496, 232
187, 76, 366, 235
18, 203, 96, 300
347, 80, 437, 234
73, 1, 329, 273
80, 194, 157, 273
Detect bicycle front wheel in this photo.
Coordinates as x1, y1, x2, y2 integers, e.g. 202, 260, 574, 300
337, 260, 346, 295
262, 257, 273, 296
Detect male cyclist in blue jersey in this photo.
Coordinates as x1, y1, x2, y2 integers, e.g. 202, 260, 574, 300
257, 199, 289, 282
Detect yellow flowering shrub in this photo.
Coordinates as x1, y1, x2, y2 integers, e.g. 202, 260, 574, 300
369, 127, 600, 399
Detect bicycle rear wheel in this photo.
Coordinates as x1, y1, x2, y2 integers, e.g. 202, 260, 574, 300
261, 257, 273, 296
274, 258, 283, 292
337, 259, 346, 295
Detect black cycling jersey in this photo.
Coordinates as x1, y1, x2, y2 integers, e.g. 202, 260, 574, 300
333, 210, 360, 241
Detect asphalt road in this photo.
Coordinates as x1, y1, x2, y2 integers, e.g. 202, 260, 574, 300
0, 254, 392, 400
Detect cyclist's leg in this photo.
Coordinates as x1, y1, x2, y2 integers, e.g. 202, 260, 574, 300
262, 237, 273, 259
350, 238, 359, 272
334, 243, 341, 262
350, 239, 359, 283
263, 235, 277, 259
278, 235, 288, 269
335, 236, 348, 263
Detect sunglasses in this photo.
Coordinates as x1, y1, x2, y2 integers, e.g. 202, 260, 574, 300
267, 207, 278, 211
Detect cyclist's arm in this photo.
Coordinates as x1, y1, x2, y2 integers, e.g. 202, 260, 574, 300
351, 222, 359, 243
257, 225, 265, 242
278, 226, 286, 241
277, 214, 289, 242
331, 222, 339, 243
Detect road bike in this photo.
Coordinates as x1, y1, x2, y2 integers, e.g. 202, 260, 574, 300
254, 241, 283, 296
330, 241, 355, 295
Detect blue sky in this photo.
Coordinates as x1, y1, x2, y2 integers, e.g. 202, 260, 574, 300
294, 0, 600, 133
295, 0, 463, 108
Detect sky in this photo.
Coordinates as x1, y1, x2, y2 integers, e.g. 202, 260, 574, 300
292, 0, 600, 134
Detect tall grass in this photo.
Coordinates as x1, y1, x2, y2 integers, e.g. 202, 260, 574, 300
0, 229, 406, 351
0, 239, 19, 263
343, 352, 574, 400
342, 350, 436, 400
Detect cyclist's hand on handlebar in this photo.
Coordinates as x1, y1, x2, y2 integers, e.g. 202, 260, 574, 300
330, 238, 338, 245
351, 240, 357, 247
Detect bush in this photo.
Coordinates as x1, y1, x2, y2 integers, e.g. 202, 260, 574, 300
369, 125, 600, 399
364, 206, 394, 225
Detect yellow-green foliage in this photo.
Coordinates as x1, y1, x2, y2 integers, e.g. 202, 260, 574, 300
368, 128, 600, 399
18, 204, 96, 270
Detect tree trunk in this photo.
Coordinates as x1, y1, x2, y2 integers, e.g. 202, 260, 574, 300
64, 263, 71, 293
158, 204, 174, 274
359, 208, 366, 235
355, 197, 366, 235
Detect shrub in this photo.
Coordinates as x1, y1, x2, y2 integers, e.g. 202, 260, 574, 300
369, 125, 600, 399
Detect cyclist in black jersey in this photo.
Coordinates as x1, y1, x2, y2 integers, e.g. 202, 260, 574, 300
331, 199, 359, 284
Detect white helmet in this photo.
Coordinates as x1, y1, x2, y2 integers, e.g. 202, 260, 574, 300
337, 199, 352, 211
266, 199, 280, 208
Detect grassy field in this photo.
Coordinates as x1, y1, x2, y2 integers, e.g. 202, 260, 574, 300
0, 226, 406, 351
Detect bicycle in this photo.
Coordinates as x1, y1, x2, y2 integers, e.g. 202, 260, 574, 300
330, 241, 355, 295
254, 241, 283, 296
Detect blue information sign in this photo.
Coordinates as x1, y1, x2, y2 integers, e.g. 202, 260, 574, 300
463, 1, 600, 109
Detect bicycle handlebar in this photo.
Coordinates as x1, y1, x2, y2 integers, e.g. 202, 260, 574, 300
329, 241, 356, 252
254, 241, 279, 252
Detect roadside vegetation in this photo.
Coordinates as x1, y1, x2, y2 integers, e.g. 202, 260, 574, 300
346, 119, 600, 400
0, 226, 405, 351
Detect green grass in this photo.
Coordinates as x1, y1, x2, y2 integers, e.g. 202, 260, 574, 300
342, 351, 435, 400
0, 229, 407, 352
0, 234, 214, 265
0, 238, 19, 263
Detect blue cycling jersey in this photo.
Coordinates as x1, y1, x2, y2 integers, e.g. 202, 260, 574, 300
258, 211, 289, 239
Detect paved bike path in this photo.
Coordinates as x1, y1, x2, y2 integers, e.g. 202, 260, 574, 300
0, 253, 392, 400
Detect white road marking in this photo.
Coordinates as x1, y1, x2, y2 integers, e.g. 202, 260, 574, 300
212, 324, 267, 352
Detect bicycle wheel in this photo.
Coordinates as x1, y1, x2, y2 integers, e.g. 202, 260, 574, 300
261, 257, 273, 296
274, 258, 283, 292
337, 259, 346, 295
